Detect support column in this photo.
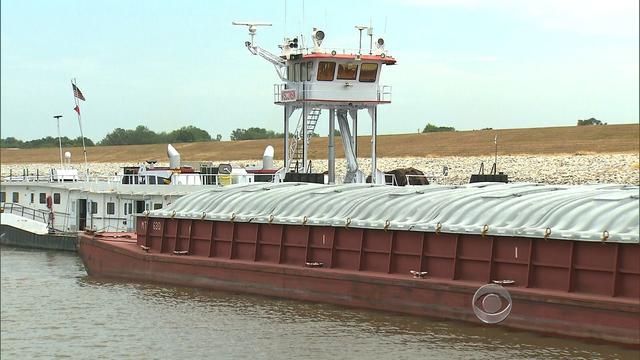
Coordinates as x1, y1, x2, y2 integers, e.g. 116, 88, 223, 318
283, 106, 289, 172
302, 103, 309, 172
370, 106, 378, 184
349, 109, 358, 158
328, 109, 336, 184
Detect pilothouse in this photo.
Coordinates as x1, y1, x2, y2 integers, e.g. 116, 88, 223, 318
233, 22, 396, 184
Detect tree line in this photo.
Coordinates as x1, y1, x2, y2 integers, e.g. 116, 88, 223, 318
1, 118, 609, 148
1, 125, 222, 148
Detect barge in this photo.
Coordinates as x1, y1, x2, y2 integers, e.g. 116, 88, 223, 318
79, 182, 640, 345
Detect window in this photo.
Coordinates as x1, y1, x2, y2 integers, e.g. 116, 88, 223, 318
53, 193, 61, 204
128, 203, 133, 215
124, 203, 128, 215
337, 63, 358, 80
91, 201, 98, 214
294, 63, 301, 82
359, 63, 378, 82
39, 193, 46, 204
12, 192, 19, 203
317, 61, 336, 81
307, 62, 313, 81
0, 192, 5, 203
287, 65, 293, 81
145, 203, 150, 211
30, 193, 34, 204
153, 203, 163, 210
301, 62, 307, 82
148, 176, 157, 185
107, 202, 115, 215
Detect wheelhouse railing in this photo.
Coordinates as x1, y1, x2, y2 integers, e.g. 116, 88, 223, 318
273, 83, 393, 103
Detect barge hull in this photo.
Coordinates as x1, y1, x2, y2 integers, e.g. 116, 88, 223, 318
79, 229, 640, 346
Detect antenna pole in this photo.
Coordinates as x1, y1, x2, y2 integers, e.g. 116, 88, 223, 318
494, 134, 498, 169
54, 115, 64, 169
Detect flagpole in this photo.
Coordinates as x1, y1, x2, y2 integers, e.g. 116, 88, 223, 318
71, 78, 89, 172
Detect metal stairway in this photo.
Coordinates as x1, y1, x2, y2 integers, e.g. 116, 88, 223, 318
288, 108, 321, 172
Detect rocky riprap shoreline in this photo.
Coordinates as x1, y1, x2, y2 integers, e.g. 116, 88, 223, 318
1, 153, 638, 186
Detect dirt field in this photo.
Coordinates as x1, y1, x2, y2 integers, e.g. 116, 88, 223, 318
1, 124, 638, 164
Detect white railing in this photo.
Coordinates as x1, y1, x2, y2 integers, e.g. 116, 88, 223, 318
273, 83, 393, 103
1, 172, 280, 186
378, 85, 392, 102
287, 47, 391, 57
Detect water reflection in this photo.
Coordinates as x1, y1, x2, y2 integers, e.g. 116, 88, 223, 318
3, 246, 638, 360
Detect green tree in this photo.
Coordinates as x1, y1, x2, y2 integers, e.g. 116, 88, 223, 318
422, 123, 456, 133
166, 126, 211, 143
230, 127, 281, 140
577, 118, 605, 126
0, 137, 24, 148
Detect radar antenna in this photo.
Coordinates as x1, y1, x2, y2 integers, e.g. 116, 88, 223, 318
232, 21, 287, 81
232, 21, 272, 46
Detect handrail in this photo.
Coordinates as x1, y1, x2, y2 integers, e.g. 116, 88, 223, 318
1, 202, 50, 224
273, 83, 392, 103
1, 172, 279, 186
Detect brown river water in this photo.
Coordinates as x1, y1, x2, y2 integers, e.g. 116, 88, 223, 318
1, 246, 637, 360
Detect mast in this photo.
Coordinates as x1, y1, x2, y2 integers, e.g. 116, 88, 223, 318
54, 115, 64, 169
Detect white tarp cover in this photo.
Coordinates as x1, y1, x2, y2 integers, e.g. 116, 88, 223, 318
150, 182, 640, 244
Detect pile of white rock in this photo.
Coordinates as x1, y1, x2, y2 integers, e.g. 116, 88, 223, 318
2, 153, 638, 185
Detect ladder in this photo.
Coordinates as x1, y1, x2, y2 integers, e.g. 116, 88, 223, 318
287, 108, 321, 172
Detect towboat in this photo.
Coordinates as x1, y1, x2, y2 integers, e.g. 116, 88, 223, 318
1, 144, 278, 248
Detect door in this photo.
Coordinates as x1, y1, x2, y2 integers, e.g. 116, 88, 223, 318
78, 199, 87, 230
135, 200, 145, 214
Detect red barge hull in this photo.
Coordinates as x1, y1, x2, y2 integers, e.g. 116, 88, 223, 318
78, 217, 640, 346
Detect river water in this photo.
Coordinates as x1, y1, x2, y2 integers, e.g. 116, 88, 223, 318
1, 246, 637, 360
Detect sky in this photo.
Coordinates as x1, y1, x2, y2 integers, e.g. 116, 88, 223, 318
1, 0, 638, 141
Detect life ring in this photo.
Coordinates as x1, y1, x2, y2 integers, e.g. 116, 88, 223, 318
331, 50, 337, 56
46, 195, 53, 209
380, 53, 386, 58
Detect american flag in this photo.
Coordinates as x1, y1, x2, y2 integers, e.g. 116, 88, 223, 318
72, 83, 86, 101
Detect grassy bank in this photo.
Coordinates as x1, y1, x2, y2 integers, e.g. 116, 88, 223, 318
1, 124, 637, 164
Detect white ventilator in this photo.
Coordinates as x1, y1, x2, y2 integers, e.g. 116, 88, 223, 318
167, 144, 181, 169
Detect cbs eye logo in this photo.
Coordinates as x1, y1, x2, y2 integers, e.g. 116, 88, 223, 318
472, 284, 512, 324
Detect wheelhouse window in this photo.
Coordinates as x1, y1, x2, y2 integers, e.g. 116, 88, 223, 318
295, 63, 301, 82
53, 193, 61, 204
337, 63, 358, 80
39, 193, 46, 204
12, 192, 19, 203
317, 61, 336, 81
359, 63, 378, 82
107, 202, 115, 215
307, 62, 313, 81
301, 62, 307, 82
